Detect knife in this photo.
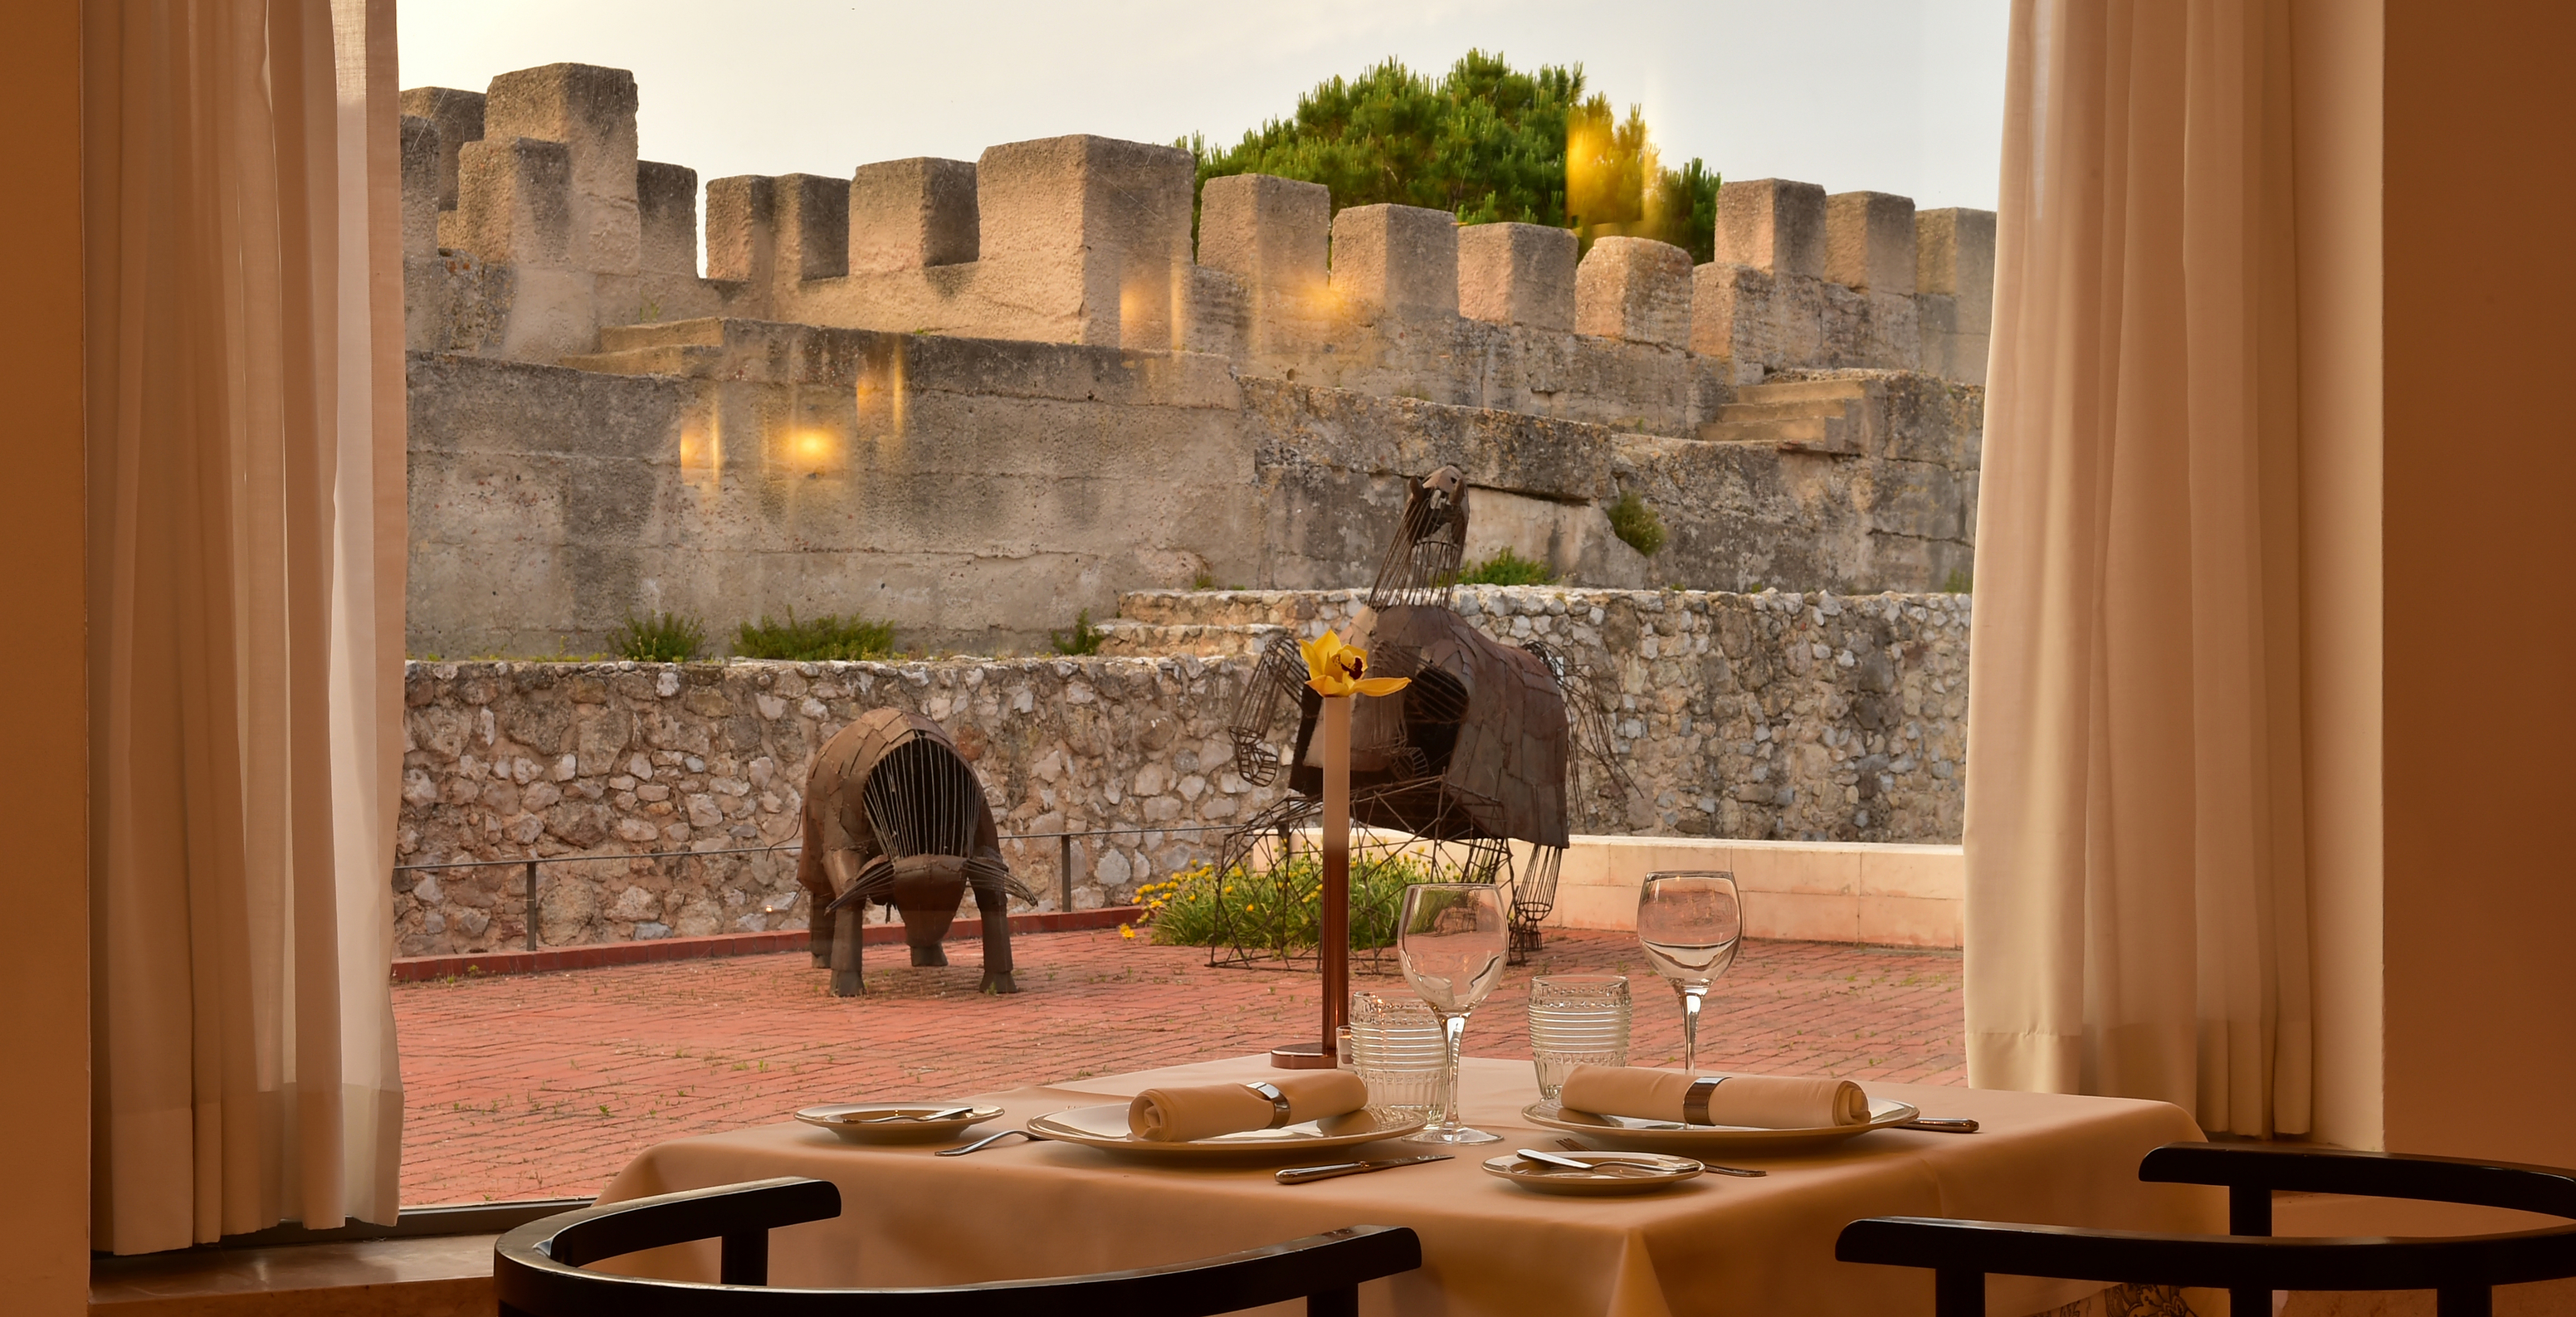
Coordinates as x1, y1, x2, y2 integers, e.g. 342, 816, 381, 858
1900, 1117, 1980, 1134
1276, 1154, 1453, 1184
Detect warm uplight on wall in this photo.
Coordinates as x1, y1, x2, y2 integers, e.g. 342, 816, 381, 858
793, 429, 842, 474
680, 425, 720, 471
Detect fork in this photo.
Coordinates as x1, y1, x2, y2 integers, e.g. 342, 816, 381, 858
856, 1105, 977, 1124
938, 1129, 1045, 1157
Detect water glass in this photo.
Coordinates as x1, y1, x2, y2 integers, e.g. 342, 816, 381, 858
1395, 883, 1510, 1145
1635, 871, 1744, 1072
1347, 991, 1446, 1119
1526, 974, 1631, 1105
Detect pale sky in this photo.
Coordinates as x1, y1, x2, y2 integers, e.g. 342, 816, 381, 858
398, 0, 2012, 214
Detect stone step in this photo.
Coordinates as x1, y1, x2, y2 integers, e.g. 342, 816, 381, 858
1694, 415, 1860, 454
598, 317, 727, 352
1734, 377, 1872, 405
1092, 619, 1288, 658
1715, 398, 1852, 424
558, 344, 726, 376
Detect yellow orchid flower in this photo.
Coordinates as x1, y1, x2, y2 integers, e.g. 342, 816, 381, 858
1300, 630, 1410, 699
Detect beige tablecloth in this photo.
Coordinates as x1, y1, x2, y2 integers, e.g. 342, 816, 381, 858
600, 1056, 2218, 1317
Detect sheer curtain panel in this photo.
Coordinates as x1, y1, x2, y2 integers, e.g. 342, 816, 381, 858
1962, 0, 2315, 1137
85, 0, 407, 1251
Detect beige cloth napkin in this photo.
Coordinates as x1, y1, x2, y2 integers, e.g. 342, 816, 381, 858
1559, 1066, 1871, 1128
1126, 1071, 1369, 1142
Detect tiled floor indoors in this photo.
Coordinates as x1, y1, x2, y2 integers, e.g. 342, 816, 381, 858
393, 927, 1964, 1206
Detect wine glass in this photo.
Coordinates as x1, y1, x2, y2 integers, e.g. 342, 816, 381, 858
1634, 871, 1743, 1073
1394, 883, 1510, 1145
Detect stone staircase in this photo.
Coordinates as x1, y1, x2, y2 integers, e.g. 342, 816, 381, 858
1694, 377, 1878, 455
558, 318, 734, 376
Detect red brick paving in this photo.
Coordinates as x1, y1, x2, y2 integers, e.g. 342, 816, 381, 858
393, 927, 1964, 1206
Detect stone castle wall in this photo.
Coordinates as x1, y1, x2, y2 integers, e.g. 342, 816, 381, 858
395, 587, 1969, 958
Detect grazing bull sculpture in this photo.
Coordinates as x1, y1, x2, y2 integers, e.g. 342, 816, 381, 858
797, 708, 1032, 995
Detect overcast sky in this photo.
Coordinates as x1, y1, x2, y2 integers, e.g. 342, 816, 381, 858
399, 0, 2012, 214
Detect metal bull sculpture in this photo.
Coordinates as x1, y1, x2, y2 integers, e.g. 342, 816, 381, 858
1213, 466, 1630, 964
798, 708, 1033, 995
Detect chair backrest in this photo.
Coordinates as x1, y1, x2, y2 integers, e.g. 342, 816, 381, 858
1836, 1144, 2576, 1317
495, 1177, 1422, 1317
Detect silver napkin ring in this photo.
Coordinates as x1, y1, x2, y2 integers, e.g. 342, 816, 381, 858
1681, 1076, 1727, 1126
1244, 1081, 1294, 1129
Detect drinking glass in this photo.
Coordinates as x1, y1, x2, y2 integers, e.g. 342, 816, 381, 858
1346, 991, 1447, 1119
1525, 974, 1631, 1107
1394, 883, 1510, 1145
1634, 871, 1743, 1072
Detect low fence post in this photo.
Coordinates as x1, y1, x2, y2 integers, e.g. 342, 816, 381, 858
1058, 834, 1074, 914
524, 860, 539, 950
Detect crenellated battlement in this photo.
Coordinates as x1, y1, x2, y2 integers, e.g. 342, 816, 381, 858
402, 62, 1994, 431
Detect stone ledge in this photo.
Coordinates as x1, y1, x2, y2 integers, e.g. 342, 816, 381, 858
90, 1235, 493, 1317
391, 906, 1144, 980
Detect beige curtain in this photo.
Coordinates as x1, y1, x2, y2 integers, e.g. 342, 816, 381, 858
85, 0, 408, 1251
1962, 0, 2315, 1137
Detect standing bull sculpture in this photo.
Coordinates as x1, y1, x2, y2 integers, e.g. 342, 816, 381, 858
798, 708, 1032, 996
1212, 466, 1628, 965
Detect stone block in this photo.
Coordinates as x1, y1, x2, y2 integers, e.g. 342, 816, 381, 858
1826, 191, 1917, 295
1574, 236, 1693, 346
774, 173, 850, 281
704, 176, 773, 285
400, 115, 441, 260
636, 161, 698, 278
442, 136, 571, 268
481, 63, 641, 277
398, 86, 485, 211
977, 134, 1196, 348
1198, 173, 1329, 294
1864, 289, 1921, 369
1330, 203, 1458, 321
1714, 178, 1827, 278
1457, 222, 1575, 331
849, 157, 979, 273
1691, 261, 1825, 377
1916, 207, 1997, 333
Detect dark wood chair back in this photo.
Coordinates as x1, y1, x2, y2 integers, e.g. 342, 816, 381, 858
494, 1176, 1422, 1317
1837, 1144, 2576, 1317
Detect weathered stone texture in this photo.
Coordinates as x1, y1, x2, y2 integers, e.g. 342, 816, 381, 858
393, 587, 1970, 957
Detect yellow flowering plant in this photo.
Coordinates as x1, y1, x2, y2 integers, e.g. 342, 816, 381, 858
1300, 631, 1408, 698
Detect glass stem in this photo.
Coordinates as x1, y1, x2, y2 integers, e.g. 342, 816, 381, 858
1437, 1011, 1467, 1132
1679, 985, 1705, 1073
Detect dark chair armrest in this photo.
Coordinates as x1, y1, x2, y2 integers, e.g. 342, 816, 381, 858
504, 1178, 842, 1269
2139, 1144, 2576, 1219
1837, 1214, 2576, 1293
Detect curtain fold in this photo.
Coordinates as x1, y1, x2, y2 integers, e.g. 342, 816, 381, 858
86, 0, 407, 1252
1963, 0, 2315, 1137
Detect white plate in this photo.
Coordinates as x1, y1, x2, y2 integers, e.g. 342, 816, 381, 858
1524, 1098, 1921, 1154
796, 1103, 1006, 1144
1027, 1104, 1429, 1162
1484, 1150, 1705, 1196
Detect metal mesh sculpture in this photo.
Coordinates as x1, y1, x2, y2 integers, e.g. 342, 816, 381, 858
1211, 467, 1629, 966
797, 708, 1033, 996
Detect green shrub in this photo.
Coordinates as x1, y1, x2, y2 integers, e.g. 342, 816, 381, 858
734, 611, 896, 661
1050, 608, 1105, 656
1135, 851, 1450, 957
1455, 547, 1556, 586
614, 611, 705, 663
1607, 490, 1668, 557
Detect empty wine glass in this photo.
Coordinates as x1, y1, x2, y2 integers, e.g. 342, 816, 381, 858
1634, 871, 1743, 1073
1394, 883, 1510, 1145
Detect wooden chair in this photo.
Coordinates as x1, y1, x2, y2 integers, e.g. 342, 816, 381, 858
1837, 1143, 2576, 1317
494, 1176, 1422, 1317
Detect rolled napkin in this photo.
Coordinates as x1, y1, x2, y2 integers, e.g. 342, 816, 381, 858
1126, 1071, 1370, 1142
1559, 1066, 1871, 1129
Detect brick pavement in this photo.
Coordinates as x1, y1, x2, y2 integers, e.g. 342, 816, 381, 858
393, 927, 1964, 1206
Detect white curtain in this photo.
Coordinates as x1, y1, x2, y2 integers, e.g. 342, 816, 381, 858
85, 0, 408, 1251
1962, 0, 2315, 1138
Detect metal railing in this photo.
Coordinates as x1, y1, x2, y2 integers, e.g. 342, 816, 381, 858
393, 822, 1245, 950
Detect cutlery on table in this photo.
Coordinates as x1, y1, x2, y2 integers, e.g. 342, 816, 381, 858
856, 1105, 977, 1123
1275, 1155, 1454, 1185
1900, 1117, 1981, 1134
938, 1129, 1046, 1157
1515, 1148, 1671, 1178
1554, 1137, 1767, 1178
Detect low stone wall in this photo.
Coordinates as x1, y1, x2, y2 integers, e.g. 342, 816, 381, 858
396, 587, 1971, 958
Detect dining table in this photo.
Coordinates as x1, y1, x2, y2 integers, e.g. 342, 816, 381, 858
597, 1053, 2220, 1317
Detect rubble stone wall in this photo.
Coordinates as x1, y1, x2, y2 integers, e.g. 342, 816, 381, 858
396, 588, 1970, 958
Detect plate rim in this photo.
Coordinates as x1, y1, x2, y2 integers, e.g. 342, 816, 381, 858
1521, 1097, 1921, 1142
1027, 1101, 1429, 1154
794, 1101, 1007, 1125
